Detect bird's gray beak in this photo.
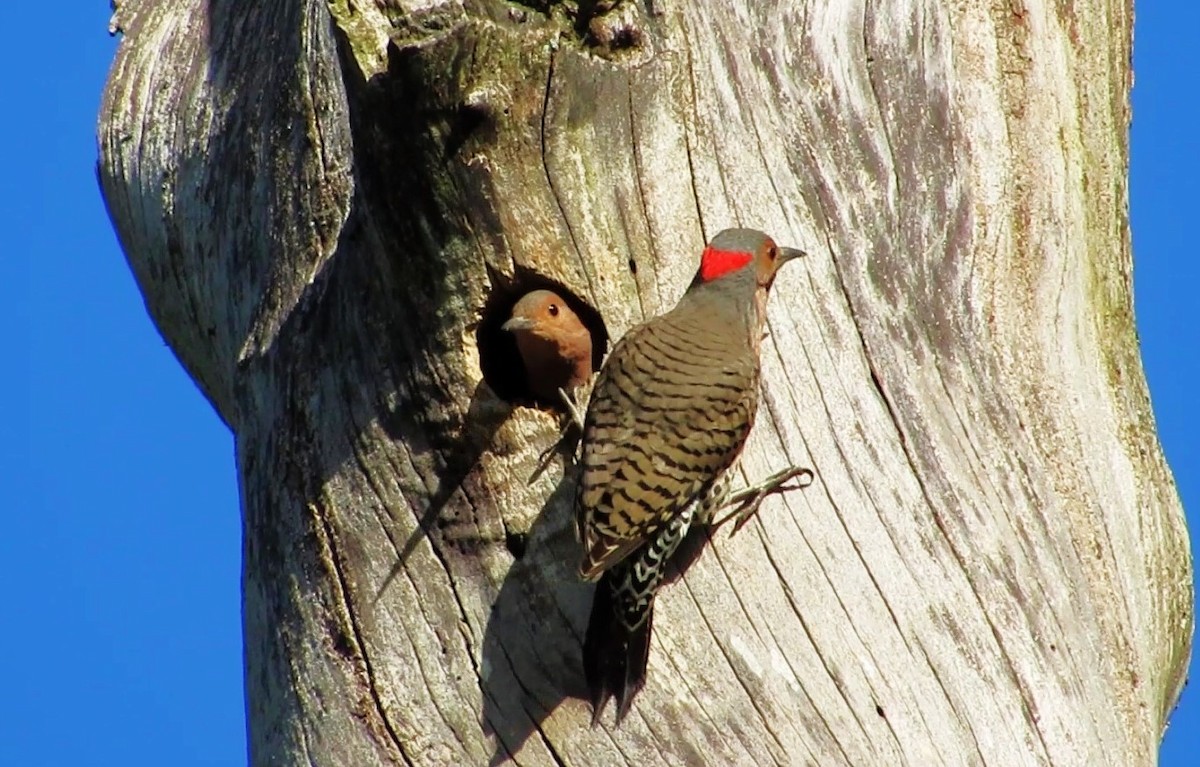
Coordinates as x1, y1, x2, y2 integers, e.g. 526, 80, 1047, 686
778, 246, 807, 264
502, 317, 535, 332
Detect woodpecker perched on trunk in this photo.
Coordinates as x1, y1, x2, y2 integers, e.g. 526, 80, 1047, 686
503, 289, 593, 426
576, 227, 812, 724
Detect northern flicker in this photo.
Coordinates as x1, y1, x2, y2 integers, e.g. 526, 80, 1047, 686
503, 289, 593, 426
576, 227, 812, 724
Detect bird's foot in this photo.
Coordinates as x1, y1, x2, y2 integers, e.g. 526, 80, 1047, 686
711, 465, 814, 536
528, 387, 589, 481
532, 427, 578, 480
529, 390, 585, 478
558, 387, 587, 432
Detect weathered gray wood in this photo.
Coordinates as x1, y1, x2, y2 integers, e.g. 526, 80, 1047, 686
97, 0, 1191, 765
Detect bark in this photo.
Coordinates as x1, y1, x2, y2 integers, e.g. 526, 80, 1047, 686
97, 0, 1191, 765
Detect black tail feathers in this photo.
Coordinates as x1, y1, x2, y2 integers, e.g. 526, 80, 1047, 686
582, 570, 653, 726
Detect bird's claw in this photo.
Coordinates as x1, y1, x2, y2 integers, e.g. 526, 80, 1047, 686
558, 387, 587, 432
527, 388, 589, 483
712, 465, 814, 535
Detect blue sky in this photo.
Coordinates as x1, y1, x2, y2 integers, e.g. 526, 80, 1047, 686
3, 4, 1195, 766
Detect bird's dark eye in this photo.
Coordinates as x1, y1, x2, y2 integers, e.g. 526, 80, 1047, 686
548, 303, 559, 317
768, 246, 778, 261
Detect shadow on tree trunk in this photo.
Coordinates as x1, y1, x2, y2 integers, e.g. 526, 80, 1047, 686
478, 473, 590, 763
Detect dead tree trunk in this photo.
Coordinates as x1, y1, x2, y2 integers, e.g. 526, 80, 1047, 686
97, 1, 1191, 764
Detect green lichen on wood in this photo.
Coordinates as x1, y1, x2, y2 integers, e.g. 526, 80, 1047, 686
325, 0, 391, 79
1070, 4, 1194, 726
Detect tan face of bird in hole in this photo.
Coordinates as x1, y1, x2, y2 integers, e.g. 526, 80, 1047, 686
503, 290, 586, 342
502, 289, 593, 399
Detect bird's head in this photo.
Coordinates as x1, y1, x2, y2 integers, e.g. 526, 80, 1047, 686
502, 289, 585, 342
695, 228, 806, 289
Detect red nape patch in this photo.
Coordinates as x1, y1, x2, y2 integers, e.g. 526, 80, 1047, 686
699, 247, 753, 282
